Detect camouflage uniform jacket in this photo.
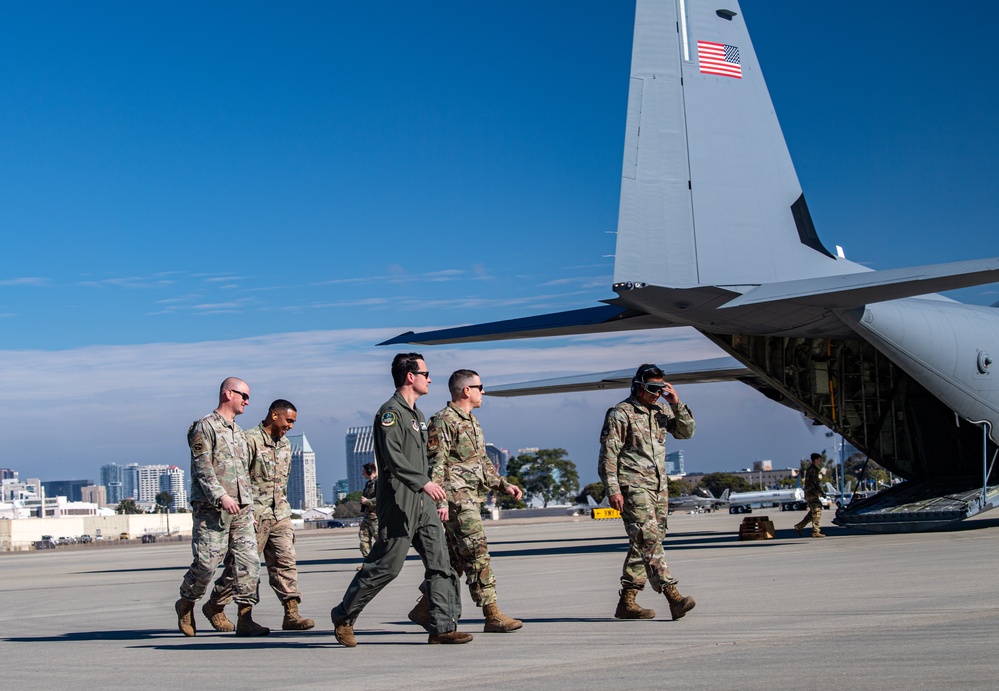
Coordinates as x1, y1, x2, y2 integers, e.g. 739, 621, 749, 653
361, 477, 378, 516
427, 402, 511, 508
599, 396, 695, 496
804, 463, 825, 501
188, 411, 253, 507
245, 423, 292, 522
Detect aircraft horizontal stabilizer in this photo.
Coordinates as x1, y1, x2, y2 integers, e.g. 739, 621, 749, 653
486, 356, 749, 397
720, 258, 999, 310
378, 305, 672, 346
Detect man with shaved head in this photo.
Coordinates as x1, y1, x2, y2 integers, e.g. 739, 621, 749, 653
175, 377, 267, 637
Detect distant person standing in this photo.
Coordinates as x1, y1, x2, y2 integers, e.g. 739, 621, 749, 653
175, 378, 267, 637
206, 399, 316, 631
422, 369, 524, 633
330, 353, 472, 646
794, 453, 827, 538
357, 462, 379, 569
599, 364, 696, 621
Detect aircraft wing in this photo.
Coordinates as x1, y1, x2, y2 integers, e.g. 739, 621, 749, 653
486, 356, 750, 397
719, 258, 999, 310
378, 305, 673, 346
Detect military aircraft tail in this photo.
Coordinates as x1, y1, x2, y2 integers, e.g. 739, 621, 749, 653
612, 0, 864, 290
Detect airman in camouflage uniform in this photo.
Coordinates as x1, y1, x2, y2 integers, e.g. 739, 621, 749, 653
330, 354, 472, 646
208, 400, 315, 631
794, 453, 827, 538
599, 364, 696, 621
175, 377, 267, 637
424, 369, 524, 633
358, 462, 378, 562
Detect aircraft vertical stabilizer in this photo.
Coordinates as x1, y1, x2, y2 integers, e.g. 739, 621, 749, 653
613, 0, 865, 289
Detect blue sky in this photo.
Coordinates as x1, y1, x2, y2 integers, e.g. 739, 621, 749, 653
2, 1, 996, 494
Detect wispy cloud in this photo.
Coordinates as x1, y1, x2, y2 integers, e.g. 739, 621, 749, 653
0, 327, 822, 495
0, 277, 50, 287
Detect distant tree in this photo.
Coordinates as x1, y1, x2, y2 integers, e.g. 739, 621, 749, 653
343, 491, 363, 504
155, 491, 174, 513
576, 482, 606, 505
496, 476, 526, 510
516, 448, 580, 507
696, 472, 752, 497
669, 479, 695, 498
334, 501, 362, 518
115, 498, 143, 515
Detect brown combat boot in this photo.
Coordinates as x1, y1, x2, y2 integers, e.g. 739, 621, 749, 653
614, 588, 656, 620
235, 605, 270, 637
282, 598, 316, 630
331, 609, 356, 648
202, 598, 235, 632
482, 602, 523, 632
175, 598, 196, 637
663, 584, 696, 620
407, 593, 430, 629
428, 630, 473, 644
812, 531, 827, 538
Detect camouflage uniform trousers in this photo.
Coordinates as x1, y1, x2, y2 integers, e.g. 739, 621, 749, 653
620, 486, 678, 594
213, 516, 302, 604
358, 513, 378, 558
444, 502, 497, 606
179, 502, 259, 604
796, 498, 823, 535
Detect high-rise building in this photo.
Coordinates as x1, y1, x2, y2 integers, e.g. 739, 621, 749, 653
334, 479, 349, 502
345, 426, 375, 494
100, 463, 124, 505
41, 479, 93, 502
0, 468, 17, 480
484, 443, 510, 477
159, 465, 188, 508
123, 464, 140, 500
138, 464, 170, 502
287, 433, 318, 511
80, 485, 107, 507
665, 450, 685, 476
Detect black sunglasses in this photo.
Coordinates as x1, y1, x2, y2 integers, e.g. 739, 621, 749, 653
413, 371, 430, 379
229, 390, 250, 402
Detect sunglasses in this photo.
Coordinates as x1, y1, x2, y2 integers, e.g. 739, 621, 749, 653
467, 384, 484, 391
642, 383, 667, 394
229, 390, 250, 402
413, 370, 430, 379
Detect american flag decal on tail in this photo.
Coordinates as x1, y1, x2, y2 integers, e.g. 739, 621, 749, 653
697, 40, 742, 79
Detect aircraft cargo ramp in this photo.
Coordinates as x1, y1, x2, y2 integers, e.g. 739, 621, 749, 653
834, 478, 999, 532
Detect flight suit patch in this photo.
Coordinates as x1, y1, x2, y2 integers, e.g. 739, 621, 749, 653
381, 412, 397, 427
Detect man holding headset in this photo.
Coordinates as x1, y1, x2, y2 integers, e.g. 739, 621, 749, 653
598, 364, 697, 622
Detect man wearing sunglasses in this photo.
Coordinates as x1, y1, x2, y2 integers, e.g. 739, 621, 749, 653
414, 369, 525, 634
175, 377, 267, 637
330, 353, 472, 646
599, 364, 696, 622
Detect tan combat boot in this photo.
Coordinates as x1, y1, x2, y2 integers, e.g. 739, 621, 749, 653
428, 630, 473, 644
175, 598, 196, 637
331, 609, 356, 648
482, 602, 523, 632
663, 584, 696, 620
202, 598, 235, 632
614, 588, 656, 620
407, 593, 430, 629
235, 604, 270, 637
282, 598, 316, 630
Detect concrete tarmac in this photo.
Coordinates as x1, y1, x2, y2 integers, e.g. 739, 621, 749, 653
2, 510, 997, 689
